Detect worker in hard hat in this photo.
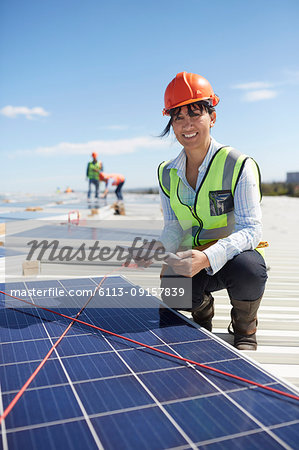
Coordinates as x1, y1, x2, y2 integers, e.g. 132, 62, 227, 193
86, 152, 103, 199
156, 72, 268, 350
99, 172, 125, 200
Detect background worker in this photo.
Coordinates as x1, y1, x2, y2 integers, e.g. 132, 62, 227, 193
156, 71, 267, 350
86, 152, 103, 199
100, 172, 125, 201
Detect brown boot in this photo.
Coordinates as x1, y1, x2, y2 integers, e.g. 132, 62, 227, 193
192, 293, 214, 331
228, 297, 262, 350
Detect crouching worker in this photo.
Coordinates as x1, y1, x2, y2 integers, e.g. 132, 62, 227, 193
100, 173, 125, 200
100, 172, 126, 215
153, 72, 268, 350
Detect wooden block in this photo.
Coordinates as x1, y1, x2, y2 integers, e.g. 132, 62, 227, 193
113, 203, 126, 216
88, 209, 99, 217
0, 223, 5, 235
119, 204, 126, 215
25, 207, 43, 211
22, 260, 40, 276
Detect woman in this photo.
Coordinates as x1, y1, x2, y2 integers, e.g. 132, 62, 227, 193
157, 71, 268, 350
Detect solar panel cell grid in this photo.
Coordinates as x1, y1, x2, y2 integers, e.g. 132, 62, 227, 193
1, 276, 298, 449
200, 430, 284, 449
0, 359, 69, 392
3, 385, 83, 429
7, 421, 100, 450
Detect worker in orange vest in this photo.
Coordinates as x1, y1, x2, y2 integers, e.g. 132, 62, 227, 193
99, 172, 125, 200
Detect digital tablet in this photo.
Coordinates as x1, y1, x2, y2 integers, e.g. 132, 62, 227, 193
118, 246, 181, 263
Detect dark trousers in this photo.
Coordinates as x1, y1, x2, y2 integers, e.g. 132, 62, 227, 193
115, 181, 124, 200
87, 179, 99, 199
160, 250, 268, 310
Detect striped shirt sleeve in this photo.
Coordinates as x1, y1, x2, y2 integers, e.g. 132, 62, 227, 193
158, 185, 184, 253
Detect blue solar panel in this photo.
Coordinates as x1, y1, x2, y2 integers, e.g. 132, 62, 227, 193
1, 276, 298, 449
0, 248, 26, 258
0, 211, 60, 221
11, 224, 160, 241
47, 201, 106, 209
0, 199, 53, 208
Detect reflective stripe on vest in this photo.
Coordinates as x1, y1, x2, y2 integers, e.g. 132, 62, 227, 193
88, 162, 101, 180
158, 147, 262, 251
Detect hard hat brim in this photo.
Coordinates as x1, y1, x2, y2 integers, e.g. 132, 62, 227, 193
163, 95, 219, 116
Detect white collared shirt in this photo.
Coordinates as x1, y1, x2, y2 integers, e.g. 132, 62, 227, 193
159, 137, 262, 275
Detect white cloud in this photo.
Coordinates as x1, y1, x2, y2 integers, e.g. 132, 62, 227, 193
233, 81, 274, 90
12, 136, 170, 157
0, 105, 50, 119
232, 69, 299, 102
242, 89, 278, 102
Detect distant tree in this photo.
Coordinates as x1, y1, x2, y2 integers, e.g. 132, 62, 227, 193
261, 182, 299, 197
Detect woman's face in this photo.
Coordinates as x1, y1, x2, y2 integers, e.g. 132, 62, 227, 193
171, 105, 216, 152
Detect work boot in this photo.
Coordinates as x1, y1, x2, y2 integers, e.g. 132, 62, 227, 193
192, 293, 214, 331
228, 297, 262, 350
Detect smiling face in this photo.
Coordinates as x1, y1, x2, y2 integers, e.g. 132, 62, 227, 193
171, 103, 216, 155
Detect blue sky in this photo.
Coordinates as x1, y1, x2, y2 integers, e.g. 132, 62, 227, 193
1, 0, 299, 193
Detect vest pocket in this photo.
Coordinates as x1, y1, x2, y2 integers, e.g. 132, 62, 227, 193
209, 190, 234, 216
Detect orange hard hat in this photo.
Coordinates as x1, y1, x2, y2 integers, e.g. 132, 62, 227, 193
99, 172, 107, 181
163, 72, 219, 116
91, 152, 98, 159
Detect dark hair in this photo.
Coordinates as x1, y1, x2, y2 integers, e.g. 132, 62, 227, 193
160, 101, 215, 137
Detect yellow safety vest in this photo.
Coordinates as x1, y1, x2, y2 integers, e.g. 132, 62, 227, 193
87, 162, 101, 180
158, 146, 264, 255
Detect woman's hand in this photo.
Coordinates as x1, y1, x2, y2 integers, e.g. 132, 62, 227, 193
124, 240, 165, 268
169, 249, 210, 277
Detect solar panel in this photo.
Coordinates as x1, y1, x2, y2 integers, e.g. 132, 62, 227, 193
1, 276, 298, 449
11, 224, 160, 241
47, 201, 106, 209
0, 248, 26, 259
0, 212, 60, 222
0, 199, 55, 209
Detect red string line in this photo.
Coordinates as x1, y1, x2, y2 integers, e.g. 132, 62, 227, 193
0, 274, 110, 424
0, 319, 73, 423
1, 289, 299, 405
